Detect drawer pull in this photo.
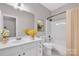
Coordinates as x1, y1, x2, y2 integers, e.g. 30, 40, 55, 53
23, 52, 26, 55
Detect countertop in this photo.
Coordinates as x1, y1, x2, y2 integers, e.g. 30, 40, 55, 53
0, 36, 41, 50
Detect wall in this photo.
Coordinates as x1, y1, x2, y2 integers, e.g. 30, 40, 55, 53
50, 3, 78, 38
51, 3, 78, 16
24, 3, 51, 37
0, 3, 34, 36
48, 3, 78, 36
0, 3, 51, 37
0, 10, 3, 29
24, 3, 51, 20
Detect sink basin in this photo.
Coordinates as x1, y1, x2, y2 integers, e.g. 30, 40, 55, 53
8, 37, 31, 44
10, 40, 22, 43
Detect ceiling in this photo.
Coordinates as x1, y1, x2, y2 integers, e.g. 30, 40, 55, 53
41, 3, 67, 12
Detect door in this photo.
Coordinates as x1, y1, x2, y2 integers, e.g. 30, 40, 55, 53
3, 16, 16, 37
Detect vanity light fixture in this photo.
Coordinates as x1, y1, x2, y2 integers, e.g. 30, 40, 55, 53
17, 3, 23, 7
13, 3, 24, 11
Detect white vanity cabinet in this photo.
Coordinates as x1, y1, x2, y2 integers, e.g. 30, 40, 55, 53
18, 40, 42, 56
0, 46, 19, 56
0, 38, 42, 56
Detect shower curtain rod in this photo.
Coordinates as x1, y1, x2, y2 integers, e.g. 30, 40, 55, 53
47, 11, 66, 20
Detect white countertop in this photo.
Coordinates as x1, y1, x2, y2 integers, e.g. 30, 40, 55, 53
0, 36, 41, 50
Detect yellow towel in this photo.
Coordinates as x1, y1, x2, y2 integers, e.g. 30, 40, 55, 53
24, 29, 37, 39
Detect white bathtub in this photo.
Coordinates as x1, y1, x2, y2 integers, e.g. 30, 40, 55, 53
54, 44, 66, 55
43, 42, 66, 56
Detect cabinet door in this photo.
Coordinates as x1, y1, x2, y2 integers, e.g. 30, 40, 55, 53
27, 47, 37, 56
36, 45, 42, 56
0, 47, 18, 56
20, 40, 42, 56
23, 43, 37, 56
36, 41, 42, 56
17, 43, 36, 56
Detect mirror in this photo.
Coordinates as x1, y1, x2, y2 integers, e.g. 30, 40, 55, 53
3, 15, 16, 37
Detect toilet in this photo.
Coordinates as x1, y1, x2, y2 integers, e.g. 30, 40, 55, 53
43, 43, 55, 56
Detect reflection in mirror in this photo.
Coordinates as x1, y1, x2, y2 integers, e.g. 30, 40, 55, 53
37, 20, 44, 32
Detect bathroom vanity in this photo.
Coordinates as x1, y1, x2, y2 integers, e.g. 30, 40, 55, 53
0, 36, 42, 56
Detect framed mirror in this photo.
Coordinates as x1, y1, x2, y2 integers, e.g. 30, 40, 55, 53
3, 15, 16, 37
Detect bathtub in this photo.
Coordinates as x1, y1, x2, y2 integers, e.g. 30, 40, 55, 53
43, 42, 66, 56
54, 44, 66, 55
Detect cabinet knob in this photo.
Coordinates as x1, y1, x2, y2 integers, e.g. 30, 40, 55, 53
23, 52, 25, 55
